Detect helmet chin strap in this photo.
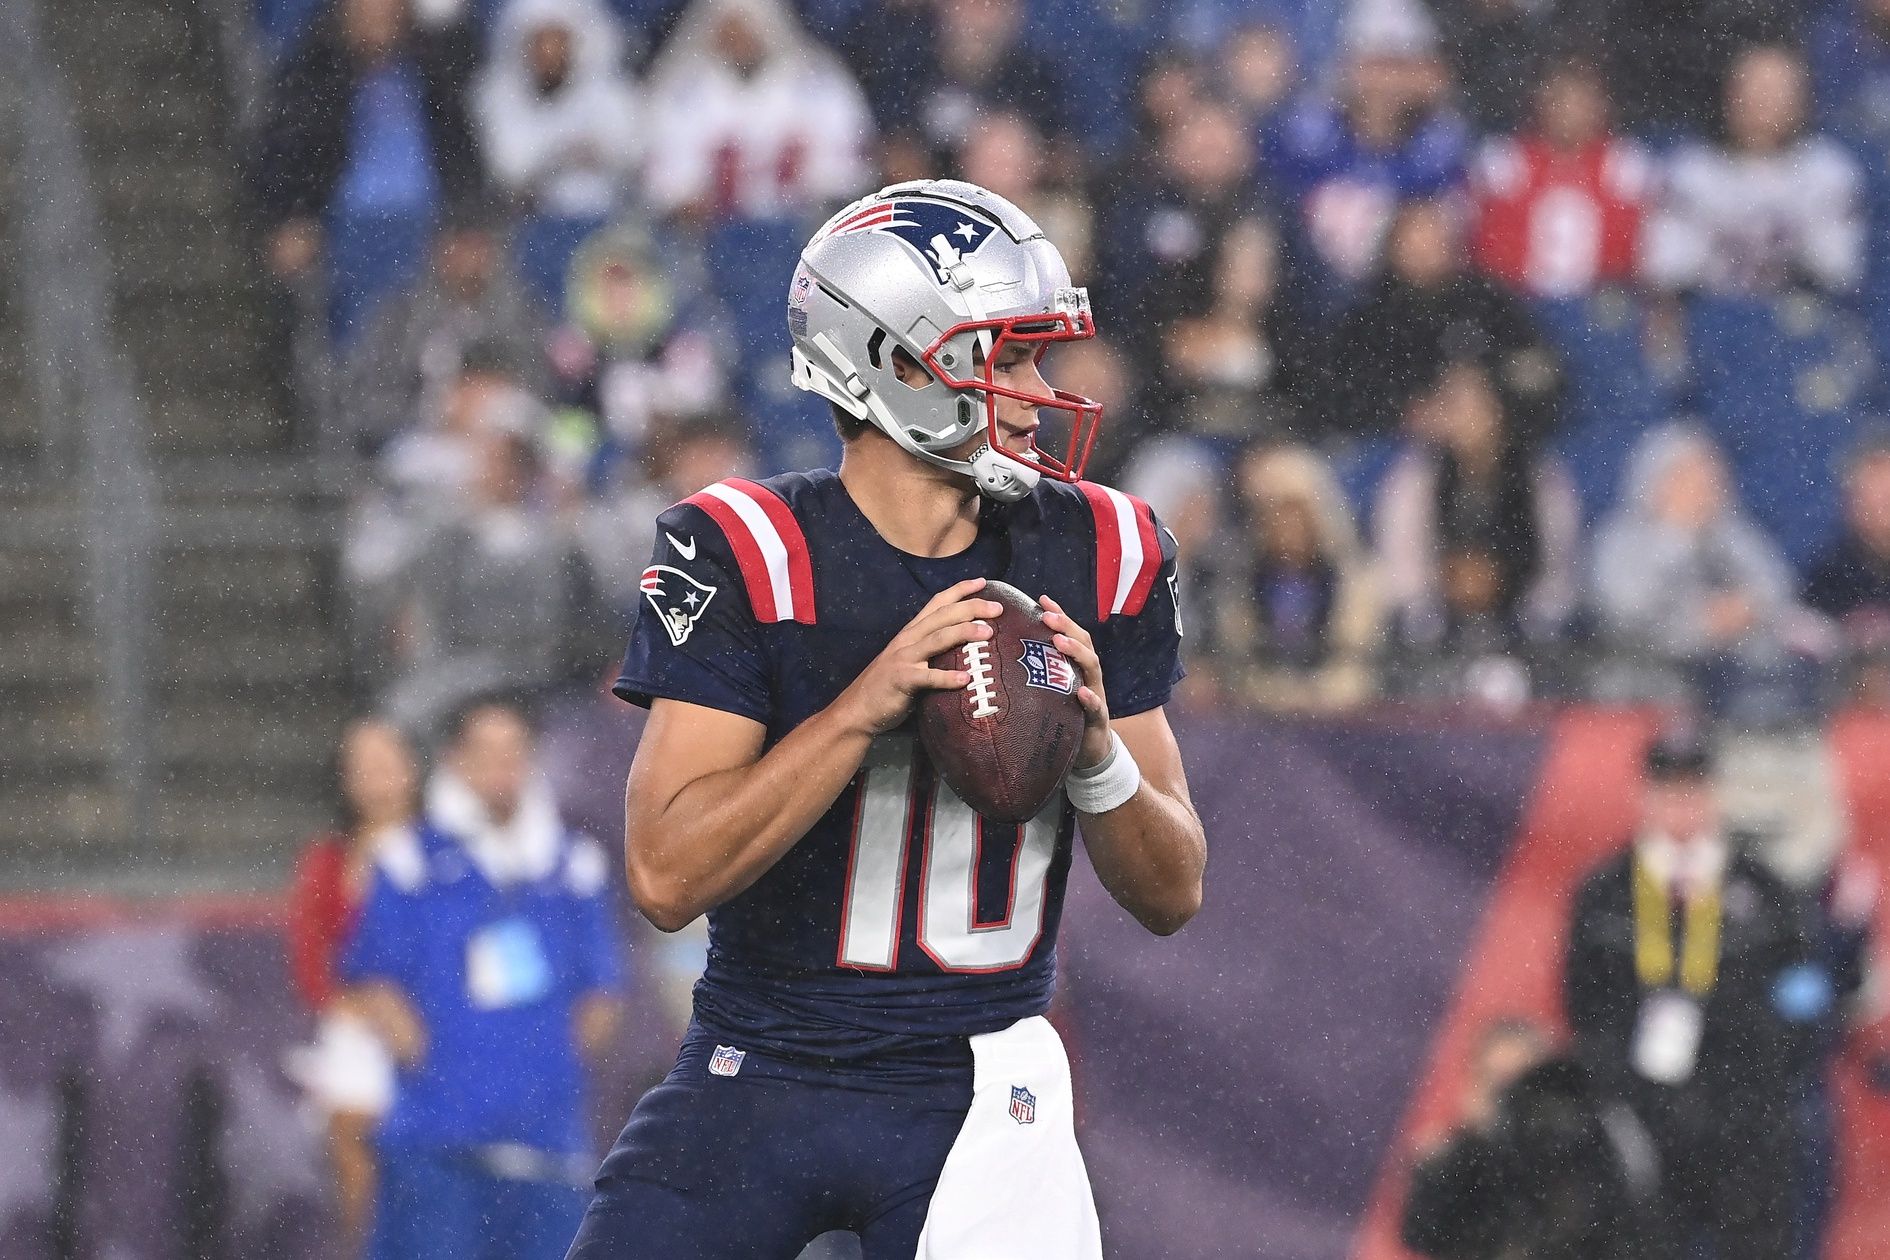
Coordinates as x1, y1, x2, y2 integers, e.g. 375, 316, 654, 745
791, 337, 1042, 503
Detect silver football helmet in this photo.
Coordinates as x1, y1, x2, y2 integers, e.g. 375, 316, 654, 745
787, 179, 1101, 502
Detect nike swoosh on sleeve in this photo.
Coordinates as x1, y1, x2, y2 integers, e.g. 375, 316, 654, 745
666, 533, 697, 560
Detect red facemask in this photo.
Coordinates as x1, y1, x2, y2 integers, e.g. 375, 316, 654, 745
918, 306, 1103, 484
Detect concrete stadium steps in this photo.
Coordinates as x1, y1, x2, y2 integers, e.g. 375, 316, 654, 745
0, 479, 353, 890
145, 486, 353, 882
0, 0, 357, 889
39, 0, 288, 459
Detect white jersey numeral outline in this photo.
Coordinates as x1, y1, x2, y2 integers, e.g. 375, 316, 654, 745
838, 737, 1062, 972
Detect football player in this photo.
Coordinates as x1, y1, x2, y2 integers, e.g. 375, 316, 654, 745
566, 179, 1206, 1260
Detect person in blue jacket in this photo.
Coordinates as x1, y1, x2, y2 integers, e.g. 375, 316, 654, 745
341, 696, 622, 1260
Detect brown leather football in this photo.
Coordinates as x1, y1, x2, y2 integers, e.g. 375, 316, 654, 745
918, 581, 1085, 823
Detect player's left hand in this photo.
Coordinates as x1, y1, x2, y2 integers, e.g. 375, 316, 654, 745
1040, 594, 1111, 769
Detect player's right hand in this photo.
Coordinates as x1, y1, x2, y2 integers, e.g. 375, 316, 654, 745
832, 578, 1003, 736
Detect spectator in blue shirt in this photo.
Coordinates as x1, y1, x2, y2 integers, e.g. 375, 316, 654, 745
341, 697, 622, 1260
256, 0, 484, 340
1811, 0, 1890, 143
1263, 0, 1469, 305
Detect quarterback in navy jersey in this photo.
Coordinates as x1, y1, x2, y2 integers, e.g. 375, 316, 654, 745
567, 180, 1206, 1260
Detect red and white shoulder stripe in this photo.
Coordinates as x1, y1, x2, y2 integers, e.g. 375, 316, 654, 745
681, 478, 816, 624
1077, 482, 1163, 621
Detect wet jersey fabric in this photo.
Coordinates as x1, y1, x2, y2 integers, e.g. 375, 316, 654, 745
612, 468, 1183, 1063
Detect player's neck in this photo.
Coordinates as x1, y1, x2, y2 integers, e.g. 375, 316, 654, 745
839, 439, 981, 558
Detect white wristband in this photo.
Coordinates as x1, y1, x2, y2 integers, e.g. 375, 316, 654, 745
1064, 731, 1141, 815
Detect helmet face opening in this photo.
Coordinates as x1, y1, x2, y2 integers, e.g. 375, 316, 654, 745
918, 298, 1103, 484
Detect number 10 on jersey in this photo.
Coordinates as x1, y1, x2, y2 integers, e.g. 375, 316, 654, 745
839, 736, 1062, 973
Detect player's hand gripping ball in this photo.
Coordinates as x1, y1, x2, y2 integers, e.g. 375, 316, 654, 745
919, 581, 1085, 822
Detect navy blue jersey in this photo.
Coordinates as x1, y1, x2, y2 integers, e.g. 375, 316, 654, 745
614, 470, 1182, 1061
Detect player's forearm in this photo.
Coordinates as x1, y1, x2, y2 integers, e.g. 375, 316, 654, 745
1078, 786, 1205, 936
625, 706, 875, 931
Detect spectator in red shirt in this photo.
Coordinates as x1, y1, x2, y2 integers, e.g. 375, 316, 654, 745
286, 715, 420, 1260
1472, 56, 1649, 300
288, 717, 422, 1011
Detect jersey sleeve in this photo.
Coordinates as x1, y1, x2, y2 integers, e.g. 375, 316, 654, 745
1096, 510, 1185, 719
612, 502, 773, 724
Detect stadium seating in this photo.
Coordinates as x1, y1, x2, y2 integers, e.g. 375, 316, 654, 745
1689, 295, 1868, 568
1533, 291, 1676, 523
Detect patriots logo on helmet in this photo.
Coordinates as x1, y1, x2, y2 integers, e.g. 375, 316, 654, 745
828, 198, 998, 285
1018, 639, 1077, 695
641, 565, 718, 647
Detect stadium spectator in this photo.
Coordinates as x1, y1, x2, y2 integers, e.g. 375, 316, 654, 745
1263, 0, 1469, 294
1153, 215, 1311, 447
285, 717, 419, 1260
1375, 360, 1580, 659
1431, 0, 1553, 135
1051, 335, 1146, 472
1312, 199, 1563, 440
351, 398, 613, 734
1216, 19, 1297, 132
1804, 426, 1890, 625
1098, 100, 1270, 349
256, 0, 484, 338
544, 223, 729, 478
640, 0, 873, 225
953, 111, 1094, 283
1209, 443, 1381, 711
1568, 0, 1799, 134
1642, 45, 1864, 300
367, 342, 531, 508
1809, 0, 1890, 141
341, 698, 622, 1260
473, 0, 642, 306
1563, 730, 1824, 1260
344, 204, 549, 456
1120, 437, 1223, 648
1803, 427, 1890, 699
848, 0, 1072, 162
579, 413, 754, 608
1127, 47, 1209, 151
1471, 57, 1649, 300
1593, 424, 1817, 722
1402, 1023, 1669, 1260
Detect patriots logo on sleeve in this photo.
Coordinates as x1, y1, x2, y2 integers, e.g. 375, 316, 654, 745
827, 198, 997, 285
641, 565, 718, 647
1018, 639, 1077, 695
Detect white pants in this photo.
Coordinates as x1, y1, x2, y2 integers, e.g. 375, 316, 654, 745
916, 1016, 1103, 1259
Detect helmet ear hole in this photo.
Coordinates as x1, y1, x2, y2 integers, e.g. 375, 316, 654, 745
957, 395, 979, 429
866, 329, 886, 369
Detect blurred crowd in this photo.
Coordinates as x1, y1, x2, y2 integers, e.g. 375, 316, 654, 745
243, 0, 1890, 734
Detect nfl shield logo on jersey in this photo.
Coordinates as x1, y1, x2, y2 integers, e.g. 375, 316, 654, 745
709, 1044, 746, 1077
1009, 1085, 1037, 1125
1018, 640, 1077, 695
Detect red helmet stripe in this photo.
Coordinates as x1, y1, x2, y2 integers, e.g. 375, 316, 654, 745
830, 202, 896, 233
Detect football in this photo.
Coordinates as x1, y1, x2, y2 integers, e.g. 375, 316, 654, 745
919, 581, 1086, 823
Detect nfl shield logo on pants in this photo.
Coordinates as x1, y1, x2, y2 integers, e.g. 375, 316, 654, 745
1009, 1085, 1037, 1125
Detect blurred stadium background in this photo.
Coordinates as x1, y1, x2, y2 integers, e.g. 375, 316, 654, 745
8, 0, 1890, 1256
